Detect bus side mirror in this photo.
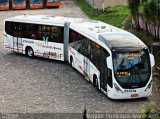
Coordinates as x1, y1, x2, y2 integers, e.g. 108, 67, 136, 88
149, 54, 155, 68
106, 56, 113, 69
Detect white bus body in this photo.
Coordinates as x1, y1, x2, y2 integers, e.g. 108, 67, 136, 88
4, 15, 155, 99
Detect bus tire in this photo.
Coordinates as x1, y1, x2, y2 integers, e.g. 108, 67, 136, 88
93, 74, 97, 87
93, 75, 100, 91
70, 56, 74, 68
96, 79, 100, 91
26, 47, 34, 58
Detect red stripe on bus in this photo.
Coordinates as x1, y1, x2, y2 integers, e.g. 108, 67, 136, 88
5, 47, 25, 51
35, 52, 44, 55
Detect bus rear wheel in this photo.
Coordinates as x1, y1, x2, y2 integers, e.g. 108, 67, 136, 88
26, 47, 34, 58
70, 56, 74, 68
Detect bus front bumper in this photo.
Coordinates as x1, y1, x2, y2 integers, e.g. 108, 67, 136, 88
107, 87, 152, 99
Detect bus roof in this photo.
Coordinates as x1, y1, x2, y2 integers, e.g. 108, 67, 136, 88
6, 15, 147, 49
6, 15, 83, 26
99, 33, 146, 50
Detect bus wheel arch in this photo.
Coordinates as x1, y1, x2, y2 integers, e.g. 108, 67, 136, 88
25, 46, 34, 58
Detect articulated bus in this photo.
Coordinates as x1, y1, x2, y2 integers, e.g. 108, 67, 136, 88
0, 0, 9, 10
4, 15, 155, 99
30, 0, 43, 9
46, 0, 60, 8
12, 0, 26, 10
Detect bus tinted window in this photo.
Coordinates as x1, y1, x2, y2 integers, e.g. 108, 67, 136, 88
13, 0, 25, 5
78, 38, 90, 58
40, 25, 63, 43
5, 22, 64, 43
50, 26, 63, 43
69, 30, 84, 43
5, 21, 13, 36
42, 25, 51, 41
90, 41, 101, 68
0, 0, 9, 6
30, 0, 43, 4
69, 29, 91, 57
25, 24, 38, 39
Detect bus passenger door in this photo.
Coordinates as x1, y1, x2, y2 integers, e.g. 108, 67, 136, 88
99, 48, 109, 92
13, 23, 23, 53
90, 42, 108, 92
81, 39, 90, 80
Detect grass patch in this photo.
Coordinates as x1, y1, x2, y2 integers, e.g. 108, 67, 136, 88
75, 0, 129, 28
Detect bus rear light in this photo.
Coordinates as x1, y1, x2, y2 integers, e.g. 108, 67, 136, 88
131, 94, 138, 97
145, 80, 152, 91
114, 83, 123, 93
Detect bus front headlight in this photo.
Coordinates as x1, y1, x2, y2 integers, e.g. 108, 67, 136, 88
114, 83, 123, 93
145, 80, 152, 91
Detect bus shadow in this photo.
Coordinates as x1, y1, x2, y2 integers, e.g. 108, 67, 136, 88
105, 95, 148, 103
13, 52, 68, 64
7, 53, 150, 103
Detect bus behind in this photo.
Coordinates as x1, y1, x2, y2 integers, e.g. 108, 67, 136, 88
12, 0, 26, 10
30, 0, 43, 9
46, 0, 60, 8
0, 0, 9, 11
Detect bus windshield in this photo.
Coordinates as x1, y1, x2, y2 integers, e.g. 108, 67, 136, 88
30, 0, 43, 4
0, 0, 8, 5
13, 0, 25, 5
113, 49, 151, 88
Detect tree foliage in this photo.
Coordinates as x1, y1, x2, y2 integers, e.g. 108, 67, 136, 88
128, 0, 160, 40
128, 0, 140, 29
143, 0, 160, 40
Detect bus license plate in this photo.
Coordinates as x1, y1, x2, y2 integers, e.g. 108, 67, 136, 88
131, 94, 139, 97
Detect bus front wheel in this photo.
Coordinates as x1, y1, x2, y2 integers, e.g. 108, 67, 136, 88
26, 47, 34, 58
93, 75, 100, 91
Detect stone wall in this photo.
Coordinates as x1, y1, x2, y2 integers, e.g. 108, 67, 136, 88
85, 0, 128, 9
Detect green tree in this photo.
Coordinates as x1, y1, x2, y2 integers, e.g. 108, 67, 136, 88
128, 0, 141, 29
143, 3, 150, 34
143, 0, 160, 40
156, 0, 160, 40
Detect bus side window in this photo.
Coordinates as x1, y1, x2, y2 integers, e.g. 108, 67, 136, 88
69, 29, 84, 52
37, 25, 42, 40
69, 29, 83, 43
79, 38, 90, 58
13, 22, 21, 37
5, 21, 13, 36
42, 25, 51, 42
26, 24, 39, 39
50, 26, 63, 43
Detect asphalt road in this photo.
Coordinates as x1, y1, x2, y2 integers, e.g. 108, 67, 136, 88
0, 0, 149, 115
